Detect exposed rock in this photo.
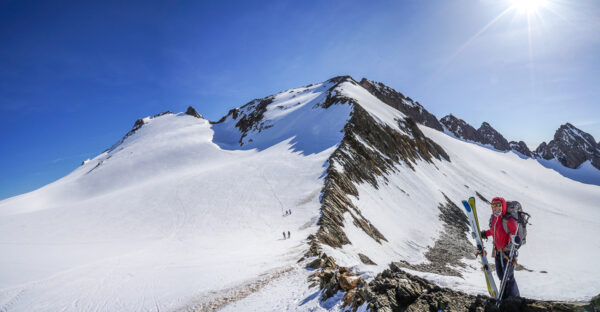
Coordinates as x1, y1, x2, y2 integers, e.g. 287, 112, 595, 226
441, 116, 516, 152
210, 75, 357, 147
307, 253, 367, 306
209, 95, 274, 145
358, 253, 377, 265
440, 114, 484, 143
509, 141, 533, 157
344, 263, 591, 312
185, 106, 203, 119
359, 78, 444, 131
152, 110, 173, 118
476, 191, 490, 204
396, 194, 474, 277
535, 123, 600, 170
315, 102, 449, 248
478, 122, 510, 151
107, 110, 174, 153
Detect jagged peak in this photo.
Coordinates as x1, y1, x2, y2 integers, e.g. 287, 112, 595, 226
185, 106, 203, 119
479, 121, 491, 129
326, 75, 356, 85
554, 122, 597, 147
440, 114, 463, 123
510, 140, 533, 157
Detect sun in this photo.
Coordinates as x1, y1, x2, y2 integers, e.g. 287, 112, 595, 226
510, 0, 547, 14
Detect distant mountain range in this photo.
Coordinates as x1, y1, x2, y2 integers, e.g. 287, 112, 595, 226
358, 78, 600, 176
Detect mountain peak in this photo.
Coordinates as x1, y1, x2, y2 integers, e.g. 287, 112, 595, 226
440, 114, 482, 142
509, 141, 533, 157
477, 121, 510, 151
536, 123, 600, 169
327, 75, 355, 84
185, 106, 203, 119
440, 116, 510, 151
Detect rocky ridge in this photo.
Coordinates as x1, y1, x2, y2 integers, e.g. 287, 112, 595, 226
509, 141, 533, 158
535, 123, 600, 170
440, 114, 484, 143
478, 122, 510, 151
440, 116, 511, 151
358, 78, 444, 131
312, 77, 449, 248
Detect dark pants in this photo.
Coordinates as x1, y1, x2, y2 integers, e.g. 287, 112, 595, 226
495, 252, 520, 299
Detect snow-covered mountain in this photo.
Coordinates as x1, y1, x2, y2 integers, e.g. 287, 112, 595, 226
439, 113, 600, 185
535, 122, 600, 170
1, 76, 599, 311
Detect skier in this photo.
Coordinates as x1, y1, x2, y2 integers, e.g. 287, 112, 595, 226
480, 197, 521, 299
287, 231, 291, 239
282, 231, 286, 240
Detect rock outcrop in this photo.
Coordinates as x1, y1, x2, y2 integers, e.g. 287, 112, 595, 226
315, 94, 449, 248
535, 123, 600, 170
397, 194, 475, 277
440, 114, 484, 143
509, 141, 533, 157
185, 106, 203, 119
440, 116, 511, 151
478, 122, 510, 151
344, 263, 598, 312
359, 78, 444, 131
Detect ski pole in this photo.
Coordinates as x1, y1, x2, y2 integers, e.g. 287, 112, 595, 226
496, 224, 519, 305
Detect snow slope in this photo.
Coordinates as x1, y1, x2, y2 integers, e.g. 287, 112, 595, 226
224, 123, 600, 309
0, 105, 349, 311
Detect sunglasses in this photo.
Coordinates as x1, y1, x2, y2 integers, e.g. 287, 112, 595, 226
491, 202, 502, 208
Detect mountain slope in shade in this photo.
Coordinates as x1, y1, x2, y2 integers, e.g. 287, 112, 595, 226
0, 76, 599, 312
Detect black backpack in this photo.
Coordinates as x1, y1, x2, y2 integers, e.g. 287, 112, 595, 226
489, 201, 531, 247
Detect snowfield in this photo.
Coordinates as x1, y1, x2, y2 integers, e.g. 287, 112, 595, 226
1, 78, 599, 311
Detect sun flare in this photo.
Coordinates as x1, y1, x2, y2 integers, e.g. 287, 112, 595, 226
510, 0, 547, 13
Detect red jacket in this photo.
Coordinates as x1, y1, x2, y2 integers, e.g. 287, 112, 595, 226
483, 197, 517, 251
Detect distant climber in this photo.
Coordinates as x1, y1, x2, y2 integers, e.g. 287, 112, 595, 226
287, 231, 291, 239
282, 231, 286, 240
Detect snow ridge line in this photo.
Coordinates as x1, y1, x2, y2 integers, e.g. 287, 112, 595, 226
310, 103, 449, 249
178, 266, 295, 312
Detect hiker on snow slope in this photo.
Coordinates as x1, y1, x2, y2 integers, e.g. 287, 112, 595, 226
481, 197, 521, 299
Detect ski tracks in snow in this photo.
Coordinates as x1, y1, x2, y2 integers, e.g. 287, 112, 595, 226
0, 288, 25, 312
177, 265, 296, 312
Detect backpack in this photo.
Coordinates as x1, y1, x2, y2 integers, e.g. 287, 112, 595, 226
489, 201, 531, 248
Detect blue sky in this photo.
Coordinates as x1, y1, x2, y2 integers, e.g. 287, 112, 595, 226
1, 0, 599, 200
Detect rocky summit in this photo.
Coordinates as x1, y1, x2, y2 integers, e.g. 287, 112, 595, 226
440, 114, 484, 143
535, 123, 600, 170
478, 122, 511, 151
509, 141, 533, 157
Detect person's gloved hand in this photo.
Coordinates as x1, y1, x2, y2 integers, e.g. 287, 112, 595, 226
475, 250, 487, 258
512, 235, 521, 246
480, 230, 488, 240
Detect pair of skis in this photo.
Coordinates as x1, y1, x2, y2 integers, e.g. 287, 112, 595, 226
461, 197, 517, 304
462, 197, 498, 299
